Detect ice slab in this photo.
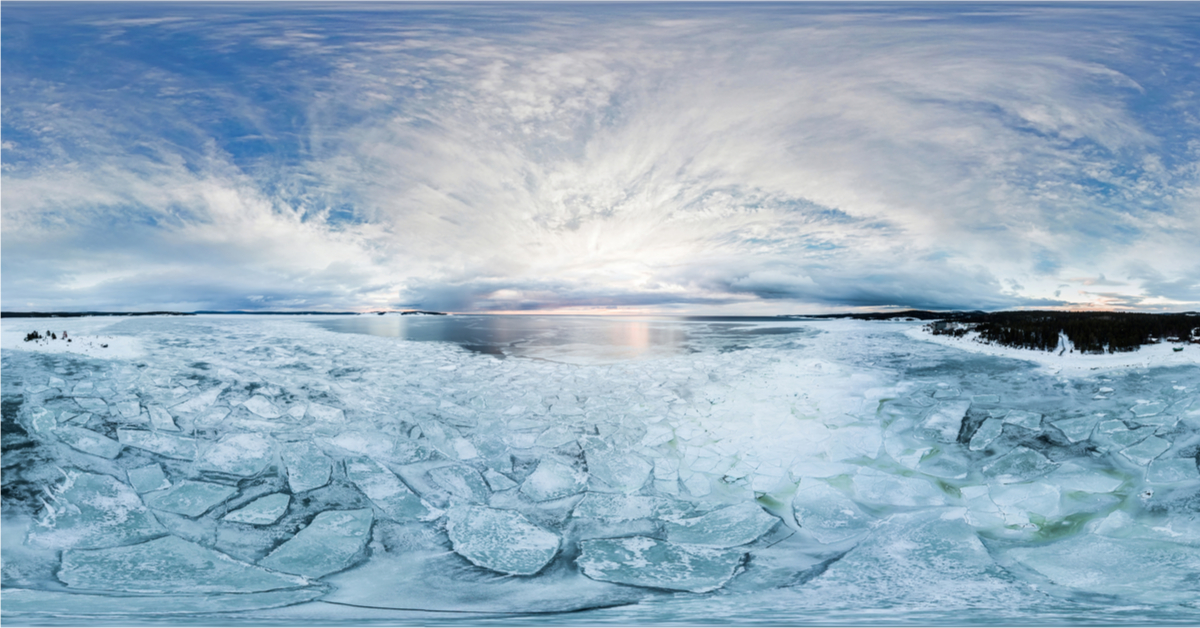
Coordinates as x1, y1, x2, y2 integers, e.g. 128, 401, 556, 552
997, 535, 1200, 606
484, 468, 519, 491
579, 435, 653, 493
74, 397, 109, 414
852, 467, 947, 507
60, 535, 309, 593
280, 441, 332, 493
144, 481, 238, 517
55, 426, 122, 459
117, 429, 199, 460
1043, 462, 1124, 493
199, 433, 274, 477
921, 400, 970, 442
982, 446, 1056, 484
127, 464, 171, 493
1146, 458, 1199, 484
306, 402, 345, 424
1130, 401, 1167, 418
1119, 435, 1171, 465
1049, 415, 1098, 443
147, 405, 179, 431
573, 492, 661, 522
1002, 410, 1043, 431
804, 510, 1016, 607
27, 471, 166, 549
792, 480, 872, 544
259, 508, 373, 578
170, 386, 224, 415
242, 395, 282, 418
446, 506, 560, 576
1, 587, 325, 617
224, 493, 290, 525
577, 537, 745, 593
664, 502, 779, 548
429, 465, 491, 503
520, 458, 588, 502
345, 456, 440, 522
968, 418, 1004, 451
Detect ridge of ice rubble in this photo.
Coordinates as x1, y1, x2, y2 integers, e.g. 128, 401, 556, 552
2, 315, 1199, 622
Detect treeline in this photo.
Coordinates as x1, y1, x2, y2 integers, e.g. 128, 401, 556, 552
925, 311, 1200, 354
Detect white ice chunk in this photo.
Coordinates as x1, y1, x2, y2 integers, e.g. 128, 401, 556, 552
1002, 410, 1043, 431
579, 435, 653, 493
242, 395, 282, 419
446, 506, 560, 576
115, 400, 141, 419
280, 441, 332, 493
969, 418, 1004, 451
144, 481, 237, 517
1050, 415, 1099, 443
989, 482, 1060, 524
116, 429, 199, 460
664, 502, 779, 548
1146, 458, 1199, 484
1043, 462, 1124, 493
127, 464, 170, 493
259, 509, 373, 578
429, 465, 491, 503
147, 405, 179, 432
998, 535, 1200, 606
483, 469, 519, 492
921, 400, 970, 442
198, 433, 274, 477
306, 402, 344, 424
224, 493, 290, 525
1130, 401, 1167, 418
1119, 436, 1171, 466
345, 456, 440, 522
55, 426, 122, 459
573, 493, 660, 522
982, 446, 1056, 484
60, 536, 308, 594
851, 467, 947, 507
792, 479, 871, 544
577, 537, 745, 593
74, 398, 108, 414
27, 472, 166, 549
170, 386, 224, 415
520, 459, 588, 502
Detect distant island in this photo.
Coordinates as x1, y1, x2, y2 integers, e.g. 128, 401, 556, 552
818, 310, 1199, 354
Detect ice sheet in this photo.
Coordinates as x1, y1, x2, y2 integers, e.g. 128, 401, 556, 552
3, 314, 1199, 624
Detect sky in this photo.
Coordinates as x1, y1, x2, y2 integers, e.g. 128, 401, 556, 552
3, 2, 1199, 314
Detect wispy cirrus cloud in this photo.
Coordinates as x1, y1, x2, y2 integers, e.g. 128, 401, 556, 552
3, 3, 1198, 312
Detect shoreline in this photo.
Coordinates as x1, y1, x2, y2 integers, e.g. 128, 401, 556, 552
906, 326, 1199, 374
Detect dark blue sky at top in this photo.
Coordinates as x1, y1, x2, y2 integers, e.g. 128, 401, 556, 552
3, 3, 1199, 313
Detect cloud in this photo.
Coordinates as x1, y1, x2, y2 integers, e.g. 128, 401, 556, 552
3, 3, 1198, 312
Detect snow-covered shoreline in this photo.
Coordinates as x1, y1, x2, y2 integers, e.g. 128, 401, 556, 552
907, 325, 1199, 374
1, 317, 143, 360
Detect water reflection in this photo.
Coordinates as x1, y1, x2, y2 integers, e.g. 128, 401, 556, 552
310, 315, 812, 363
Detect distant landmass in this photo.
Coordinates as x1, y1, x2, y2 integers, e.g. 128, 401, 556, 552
815, 309, 1198, 354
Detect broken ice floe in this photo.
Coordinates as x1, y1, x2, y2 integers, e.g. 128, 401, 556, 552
259, 508, 372, 577
577, 537, 746, 593
446, 506, 560, 576
60, 535, 310, 593
144, 481, 237, 517
224, 493, 290, 525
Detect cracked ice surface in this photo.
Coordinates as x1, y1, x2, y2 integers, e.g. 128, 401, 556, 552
2, 315, 1199, 625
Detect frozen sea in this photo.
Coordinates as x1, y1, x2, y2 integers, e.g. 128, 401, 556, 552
2, 314, 1198, 626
